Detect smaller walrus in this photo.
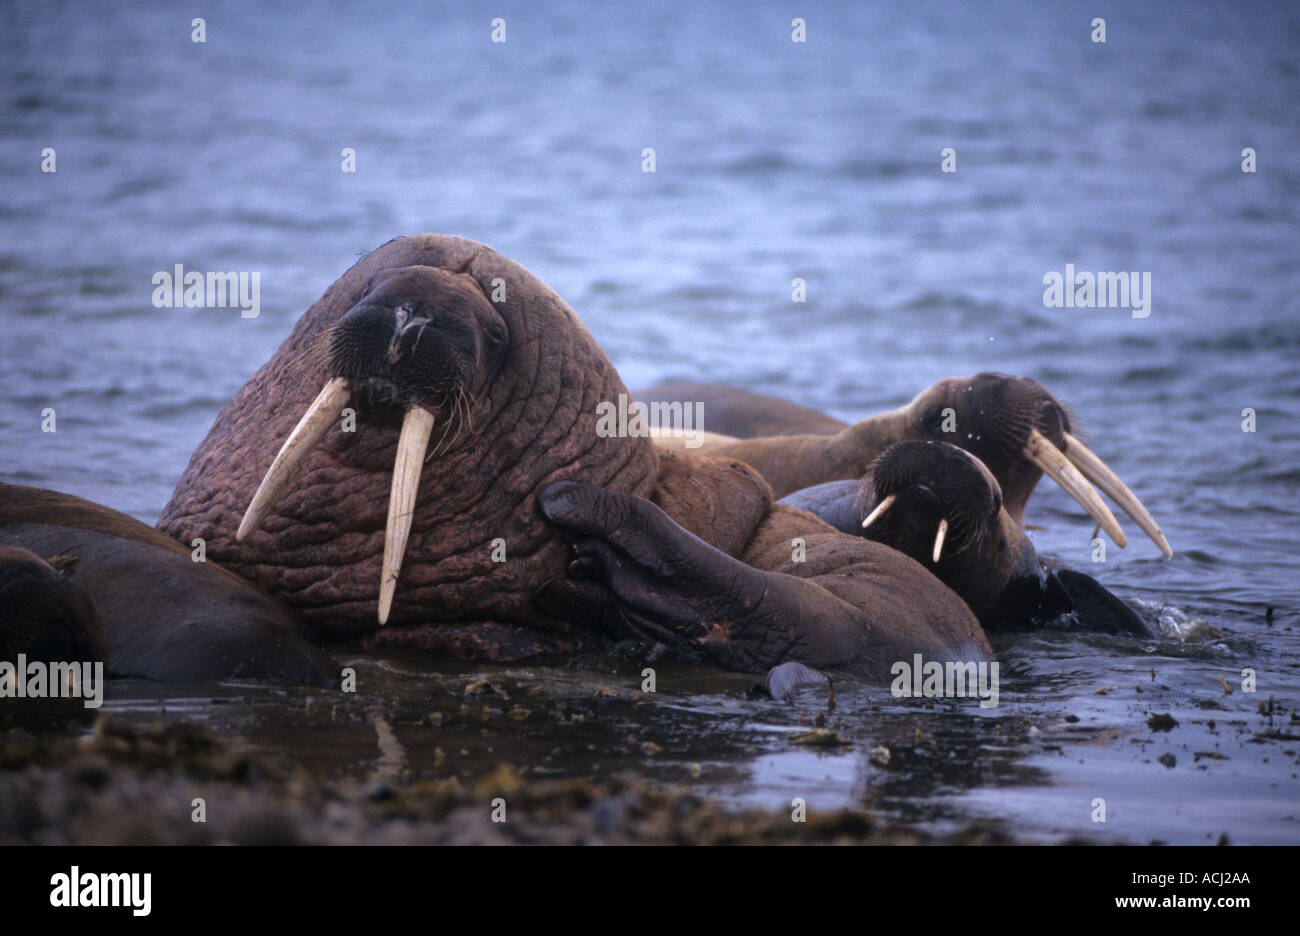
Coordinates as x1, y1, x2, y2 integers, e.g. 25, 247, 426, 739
0, 483, 333, 684
643, 375, 1173, 559
0, 544, 106, 664
781, 441, 1150, 636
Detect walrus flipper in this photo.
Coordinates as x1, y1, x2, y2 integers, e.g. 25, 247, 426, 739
1053, 569, 1152, 637
536, 480, 873, 673
758, 661, 831, 702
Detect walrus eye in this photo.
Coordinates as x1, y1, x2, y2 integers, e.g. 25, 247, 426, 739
487, 323, 504, 347
920, 408, 944, 437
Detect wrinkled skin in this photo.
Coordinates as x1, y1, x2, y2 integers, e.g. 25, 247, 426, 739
780, 442, 1150, 636
0, 484, 332, 683
643, 374, 1072, 520
159, 235, 991, 679
0, 544, 105, 664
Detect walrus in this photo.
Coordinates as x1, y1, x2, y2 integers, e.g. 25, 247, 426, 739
781, 441, 1150, 636
0, 483, 333, 684
159, 235, 991, 681
0, 544, 105, 664
641, 377, 1173, 559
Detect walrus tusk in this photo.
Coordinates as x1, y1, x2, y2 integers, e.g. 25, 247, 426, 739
377, 405, 437, 625
931, 518, 948, 563
1022, 428, 1127, 548
1063, 432, 1173, 558
237, 377, 351, 542
861, 493, 896, 529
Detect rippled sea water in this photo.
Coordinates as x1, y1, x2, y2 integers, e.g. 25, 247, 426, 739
2, 0, 1298, 843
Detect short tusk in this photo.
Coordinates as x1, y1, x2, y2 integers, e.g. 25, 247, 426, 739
1022, 428, 1127, 548
861, 493, 896, 529
931, 518, 948, 563
238, 377, 351, 541
1063, 432, 1173, 558
377, 406, 437, 625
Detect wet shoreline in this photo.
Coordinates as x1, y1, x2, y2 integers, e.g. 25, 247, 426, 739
5, 639, 1295, 845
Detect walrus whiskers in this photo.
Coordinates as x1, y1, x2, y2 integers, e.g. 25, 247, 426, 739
932, 518, 948, 563
861, 493, 896, 529
1021, 428, 1126, 548
237, 377, 351, 542
1062, 432, 1173, 558
378, 405, 436, 625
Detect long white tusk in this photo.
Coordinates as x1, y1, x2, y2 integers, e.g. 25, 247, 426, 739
861, 493, 896, 529
377, 406, 437, 625
931, 518, 948, 563
1063, 432, 1173, 558
1022, 428, 1127, 548
238, 377, 351, 542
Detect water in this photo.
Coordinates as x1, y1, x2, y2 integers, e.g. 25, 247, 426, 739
1, 0, 1297, 843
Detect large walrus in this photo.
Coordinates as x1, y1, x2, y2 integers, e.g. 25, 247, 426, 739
781, 441, 1150, 636
0, 483, 332, 684
158, 235, 991, 681
641, 378, 1173, 558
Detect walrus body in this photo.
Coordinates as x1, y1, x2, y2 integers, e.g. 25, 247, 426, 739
159, 235, 991, 681
641, 382, 849, 438
0, 484, 333, 684
781, 442, 1150, 636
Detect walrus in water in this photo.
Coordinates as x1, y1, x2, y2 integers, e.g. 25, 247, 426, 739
781, 441, 1150, 636
159, 235, 990, 681
641, 377, 1173, 559
0, 483, 332, 684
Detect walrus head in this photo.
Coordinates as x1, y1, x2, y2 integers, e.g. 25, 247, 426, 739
236, 265, 515, 623
869, 372, 1171, 557
159, 235, 659, 656
859, 440, 1003, 566
857, 441, 1151, 635
858, 441, 1037, 624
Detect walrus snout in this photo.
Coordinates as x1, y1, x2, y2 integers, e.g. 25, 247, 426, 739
328, 292, 480, 411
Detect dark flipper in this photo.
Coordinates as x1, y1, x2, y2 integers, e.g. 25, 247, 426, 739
535, 480, 876, 674
1054, 568, 1152, 637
